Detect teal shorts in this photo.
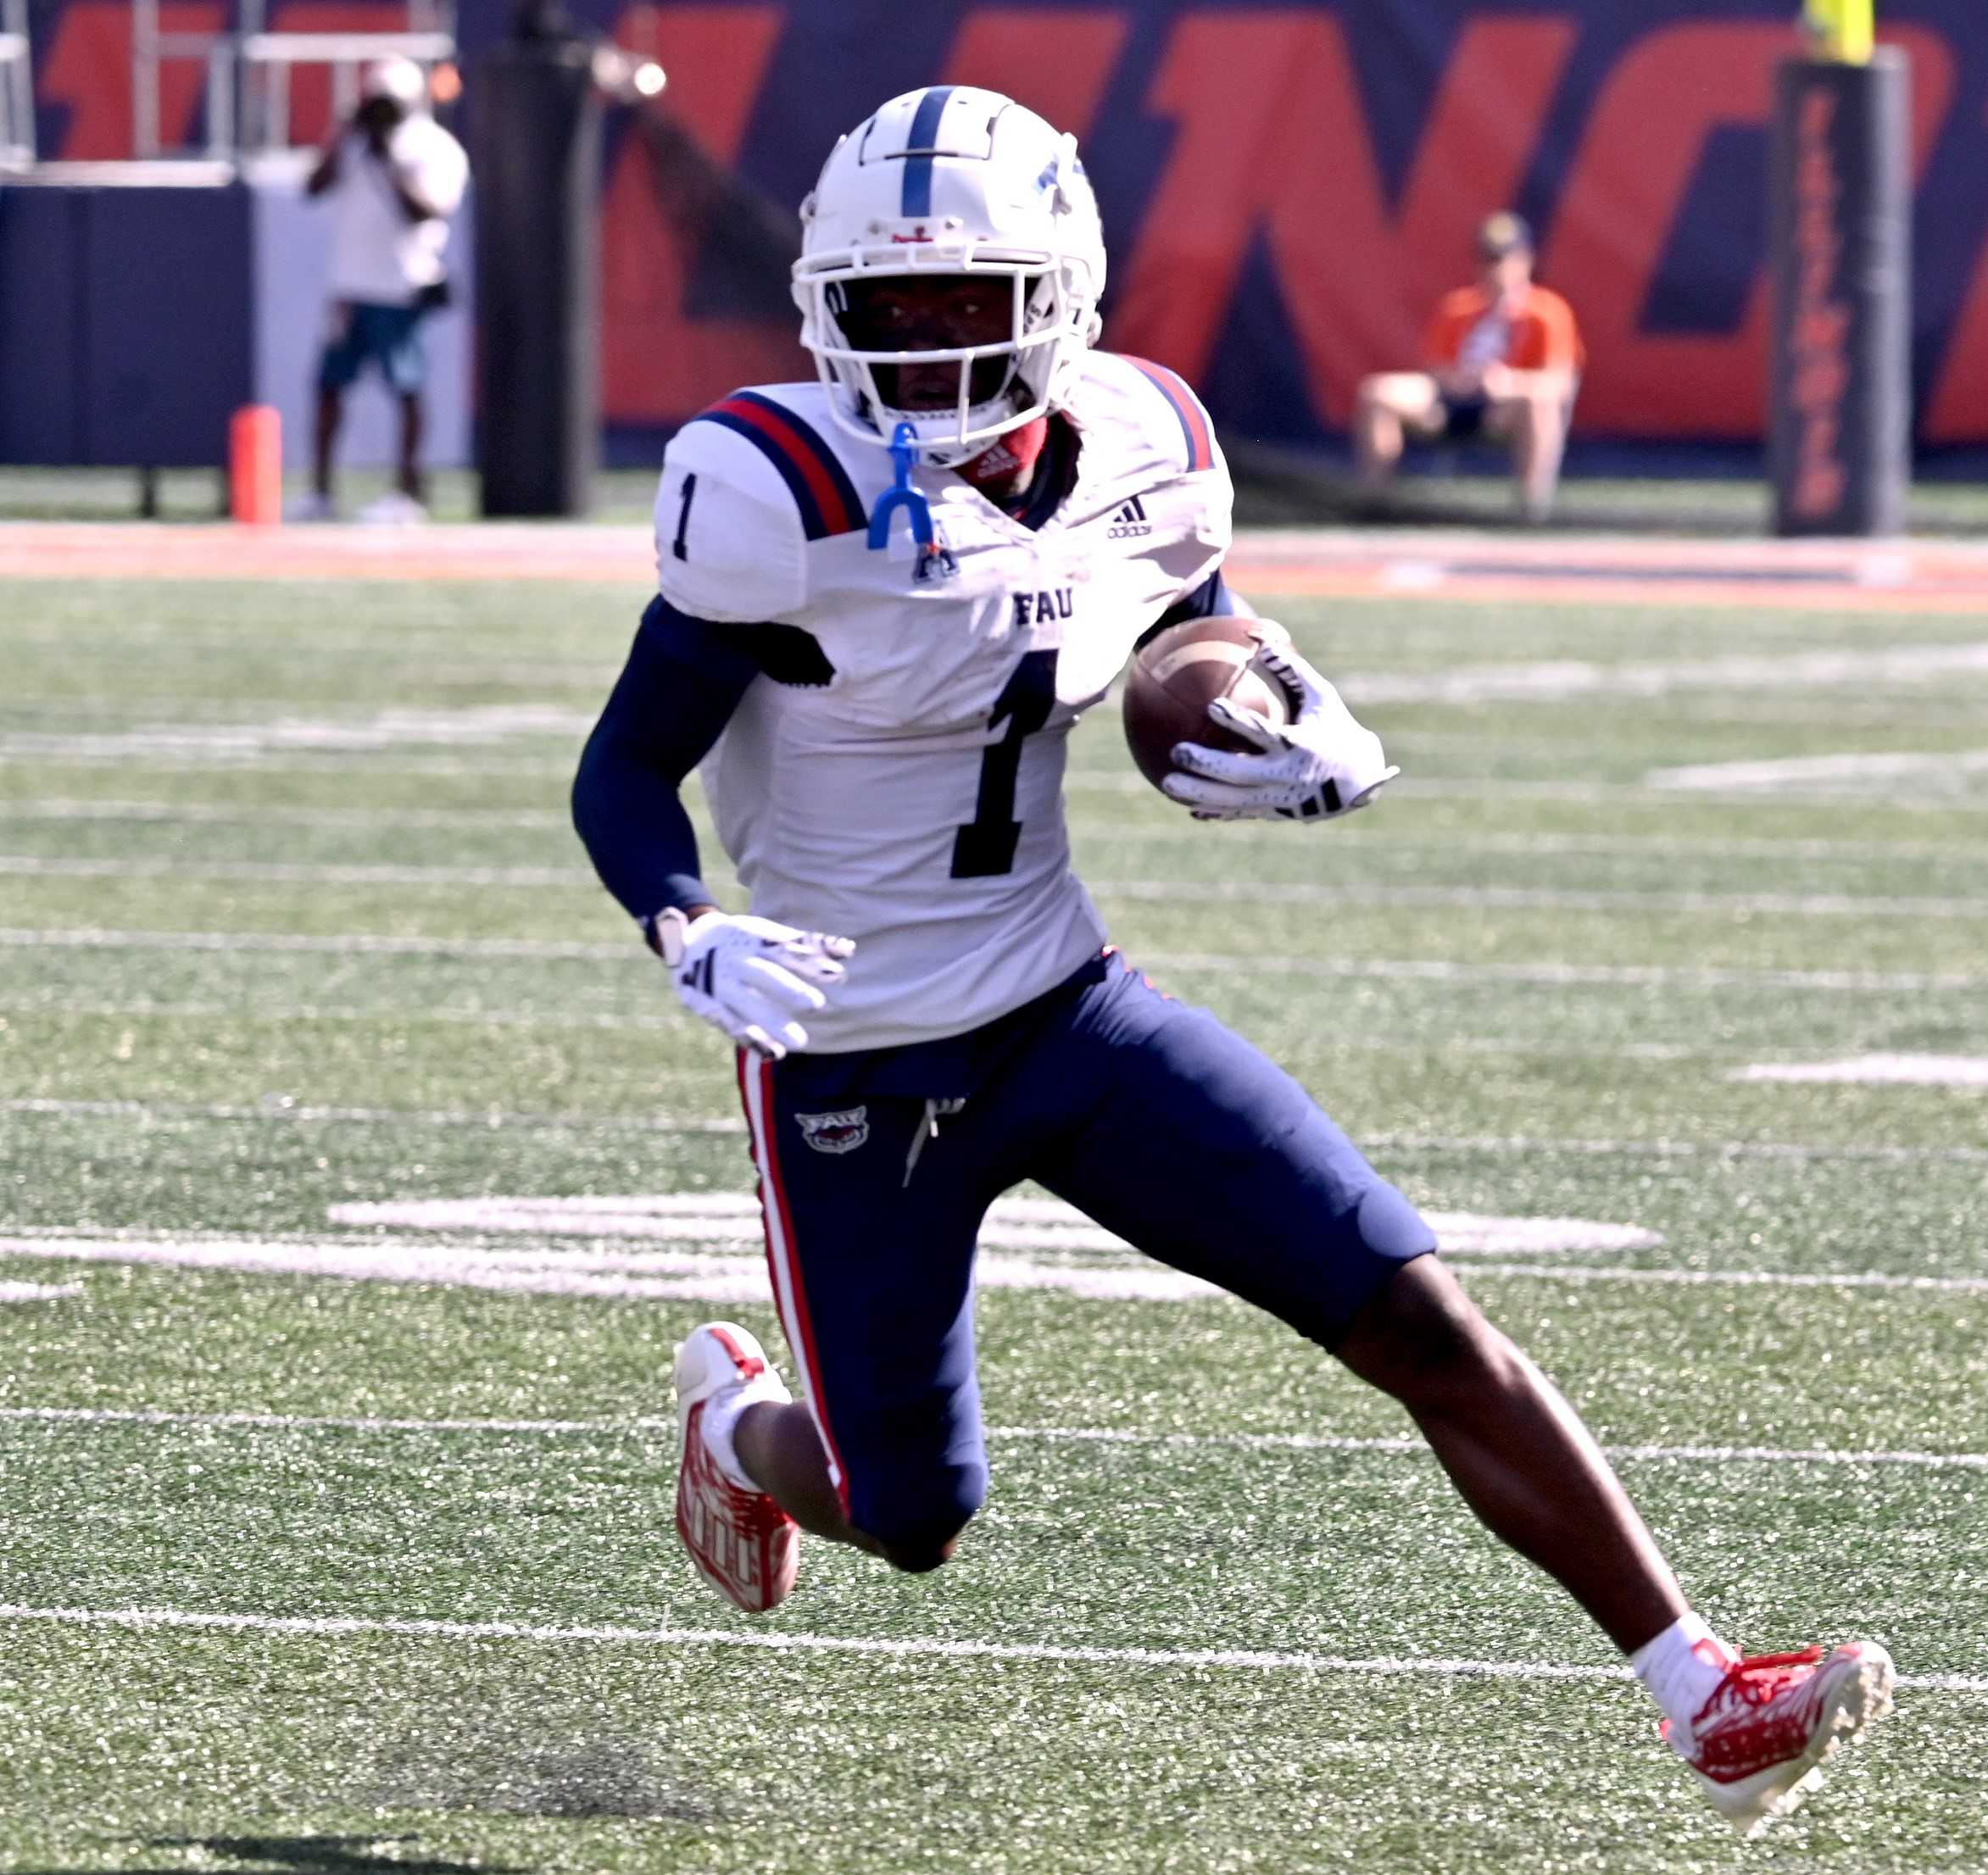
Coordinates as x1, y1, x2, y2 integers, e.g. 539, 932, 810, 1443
318, 300, 426, 395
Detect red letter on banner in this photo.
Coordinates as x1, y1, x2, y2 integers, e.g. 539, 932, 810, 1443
1113, 12, 1575, 422
42, 0, 225, 158
1927, 256, 1988, 445
1924, 89, 1988, 444
599, 6, 799, 426
942, 9, 1128, 137
1546, 22, 1952, 438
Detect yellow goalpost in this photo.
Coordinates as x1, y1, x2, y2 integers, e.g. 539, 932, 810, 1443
1803, 0, 1874, 64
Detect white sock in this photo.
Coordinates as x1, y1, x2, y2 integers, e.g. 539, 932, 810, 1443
697, 1387, 765, 1493
1633, 1612, 1738, 1733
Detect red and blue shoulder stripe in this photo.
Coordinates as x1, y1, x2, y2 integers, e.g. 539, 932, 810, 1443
1120, 355, 1217, 474
690, 391, 866, 541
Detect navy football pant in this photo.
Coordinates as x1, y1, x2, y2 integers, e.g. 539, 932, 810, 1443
736, 950, 1436, 1553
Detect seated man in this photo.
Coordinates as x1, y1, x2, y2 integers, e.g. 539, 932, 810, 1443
1354, 212, 1583, 521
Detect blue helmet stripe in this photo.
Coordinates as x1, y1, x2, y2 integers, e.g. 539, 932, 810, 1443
899, 86, 955, 218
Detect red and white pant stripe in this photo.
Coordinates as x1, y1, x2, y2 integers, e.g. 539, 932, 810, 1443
736, 1049, 849, 1509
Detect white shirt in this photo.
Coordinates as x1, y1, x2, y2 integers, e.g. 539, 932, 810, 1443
325, 114, 469, 306
651, 355, 1232, 1053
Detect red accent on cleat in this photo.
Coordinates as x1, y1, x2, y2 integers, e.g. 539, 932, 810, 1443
675, 1398, 798, 1613
1668, 1640, 1895, 1836
1680, 1646, 1832, 1783
705, 1323, 766, 1382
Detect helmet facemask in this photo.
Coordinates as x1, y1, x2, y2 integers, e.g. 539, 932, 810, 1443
792, 93, 1107, 465
796, 248, 1100, 467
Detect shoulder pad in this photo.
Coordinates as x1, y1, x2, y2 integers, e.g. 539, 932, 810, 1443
652, 425, 799, 622
1098, 353, 1222, 476
656, 388, 872, 621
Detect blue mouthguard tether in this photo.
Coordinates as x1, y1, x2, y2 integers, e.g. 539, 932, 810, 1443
866, 422, 936, 551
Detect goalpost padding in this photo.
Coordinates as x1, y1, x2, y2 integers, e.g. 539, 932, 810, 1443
1768, 50, 1911, 537
471, 43, 604, 518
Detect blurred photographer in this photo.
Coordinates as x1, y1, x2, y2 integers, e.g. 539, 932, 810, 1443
298, 57, 470, 523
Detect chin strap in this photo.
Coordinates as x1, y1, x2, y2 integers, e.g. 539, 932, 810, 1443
866, 421, 935, 551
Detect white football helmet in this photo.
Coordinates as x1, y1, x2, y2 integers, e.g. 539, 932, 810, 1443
792, 86, 1107, 465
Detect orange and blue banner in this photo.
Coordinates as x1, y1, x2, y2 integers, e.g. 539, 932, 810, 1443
18, 1, 1988, 455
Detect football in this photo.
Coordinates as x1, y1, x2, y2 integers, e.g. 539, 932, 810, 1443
1122, 615, 1290, 793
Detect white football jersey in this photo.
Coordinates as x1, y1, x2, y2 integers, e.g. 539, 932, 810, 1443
652, 352, 1231, 1052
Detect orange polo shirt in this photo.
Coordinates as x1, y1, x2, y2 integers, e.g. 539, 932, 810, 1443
1423, 283, 1584, 374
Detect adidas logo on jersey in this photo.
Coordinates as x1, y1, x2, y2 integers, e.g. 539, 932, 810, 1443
1106, 495, 1152, 539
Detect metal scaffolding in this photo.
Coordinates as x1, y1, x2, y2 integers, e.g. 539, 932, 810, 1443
130, 0, 459, 161
0, 0, 33, 168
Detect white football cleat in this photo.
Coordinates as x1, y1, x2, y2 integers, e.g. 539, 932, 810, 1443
355, 490, 430, 526
1664, 1641, 1896, 1837
673, 1321, 799, 1613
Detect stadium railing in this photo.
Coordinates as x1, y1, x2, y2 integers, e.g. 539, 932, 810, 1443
0, 0, 32, 169
125, 0, 455, 162
237, 31, 457, 155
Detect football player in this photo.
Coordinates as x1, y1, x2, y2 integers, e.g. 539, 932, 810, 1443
572, 87, 1891, 1837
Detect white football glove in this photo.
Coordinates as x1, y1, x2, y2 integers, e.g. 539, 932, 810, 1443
651, 908, 854, 1060
1162, 624, 1400, 822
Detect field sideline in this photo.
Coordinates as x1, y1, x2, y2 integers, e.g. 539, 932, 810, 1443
1, 522, 1985, 1873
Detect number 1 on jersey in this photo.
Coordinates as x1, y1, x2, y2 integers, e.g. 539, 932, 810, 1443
671, 473, 697, 561
952, 648, 1058, 878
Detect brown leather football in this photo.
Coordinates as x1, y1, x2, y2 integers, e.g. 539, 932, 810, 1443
1122, 615, 1289, 792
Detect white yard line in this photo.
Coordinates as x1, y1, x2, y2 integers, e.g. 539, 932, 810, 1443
1651, 751, 1988, 793
0, 1204, 1659, 1303
1395, 778, 1988, 810
322, 1193, 1661, 1258
1, 1095, 748, 1133
1468, 1262, 1988, 1293
4, 1230, 1984, 1299
0, 1230, 1233, 1303
0, 927, 628, 960
1735, 1054, 1988, 1088
0, 1282, 81, 1303
0, 753, 582, 776
0, 998, 1743, 1059
4, 1405, 1982, 1472
0, 706, 593, 763
9, 753, 1979, 807
1360, 1131, 1988, 1166
0, 996, 690, 1035
0, 1406, 675, 1436
1105, 881, 1988, 920
987, 1427, 1988, 1471
0, 800, 571, 829
1346, 643, 1988, 705
1150, 952, 1985, 993
0, 856, 591, 887
0, 1603, 1975, 1692
9, 1098, 1986, 1164
8, 801, 1980, 866
9, 855, 1988, 920
2, 927, 1980, 993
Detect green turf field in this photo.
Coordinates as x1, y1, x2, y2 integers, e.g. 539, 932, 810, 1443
1, 563, 1985, 1873
8, 461, 1988, 537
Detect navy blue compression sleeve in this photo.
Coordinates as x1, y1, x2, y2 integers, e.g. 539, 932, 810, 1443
1137, 566, 1255, 649
571, 594, 761, 924
1178, 566, 1254, 619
